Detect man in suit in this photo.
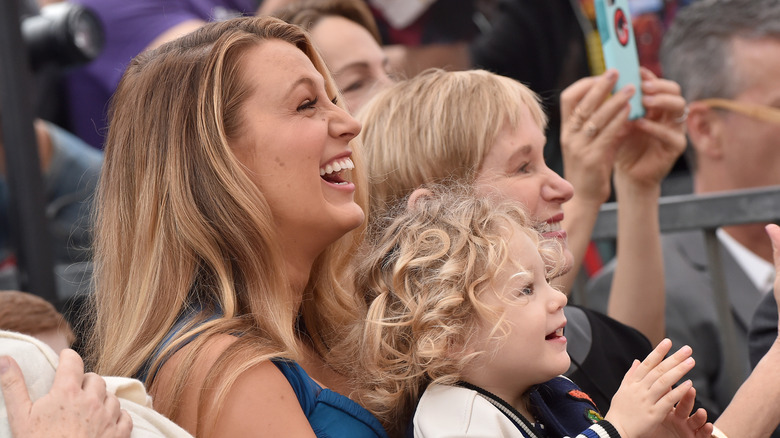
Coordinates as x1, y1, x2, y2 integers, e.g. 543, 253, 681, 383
586, 0, 780, 420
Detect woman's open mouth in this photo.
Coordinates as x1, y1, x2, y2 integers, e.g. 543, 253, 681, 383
320, 157, 354, 185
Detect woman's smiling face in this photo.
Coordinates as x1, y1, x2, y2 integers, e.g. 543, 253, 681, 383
474, 107, 575, 266
229, 39, 365, 258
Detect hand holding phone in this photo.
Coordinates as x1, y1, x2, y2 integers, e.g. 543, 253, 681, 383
594, 0, 645, 119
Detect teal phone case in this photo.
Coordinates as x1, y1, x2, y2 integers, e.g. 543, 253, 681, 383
594, 0, 645, 119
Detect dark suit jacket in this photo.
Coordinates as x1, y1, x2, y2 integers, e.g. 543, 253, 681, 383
585, 230, 763, 419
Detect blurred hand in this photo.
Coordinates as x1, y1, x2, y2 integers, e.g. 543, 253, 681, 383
613, 67, 687, 188
560, 69, 633, 206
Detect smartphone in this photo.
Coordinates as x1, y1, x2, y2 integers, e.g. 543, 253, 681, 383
594, 0, 645, 119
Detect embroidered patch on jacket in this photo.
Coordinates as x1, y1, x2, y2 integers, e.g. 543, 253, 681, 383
567, 389, 596, 406
585, 409, 603, 423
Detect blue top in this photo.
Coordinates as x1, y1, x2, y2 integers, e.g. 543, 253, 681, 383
273, 359, 388, 438
138, 310, 388, 438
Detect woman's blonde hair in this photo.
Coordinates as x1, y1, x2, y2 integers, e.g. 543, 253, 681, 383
357, 68, 547, 221
353, 185, 565, 434
89, 16, 367, 433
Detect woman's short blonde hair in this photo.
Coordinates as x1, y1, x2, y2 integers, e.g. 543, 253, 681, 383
90, 16, 367, 433
354, 184, 565, 433
357, 68, 547, 222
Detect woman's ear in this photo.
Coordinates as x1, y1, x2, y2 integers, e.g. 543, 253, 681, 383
407, 187, 433, 210
686, 101, 725, 161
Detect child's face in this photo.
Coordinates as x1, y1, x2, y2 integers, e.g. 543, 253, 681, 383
464, 225, 570, 401
474, 107, 575, 269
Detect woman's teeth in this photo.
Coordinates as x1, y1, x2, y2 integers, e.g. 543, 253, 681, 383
320, 157, 354, 176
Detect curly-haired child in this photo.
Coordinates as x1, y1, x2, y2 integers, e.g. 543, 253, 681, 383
354, 186, 712, 438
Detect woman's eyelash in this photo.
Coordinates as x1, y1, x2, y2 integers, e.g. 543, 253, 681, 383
297, 97, 319, 111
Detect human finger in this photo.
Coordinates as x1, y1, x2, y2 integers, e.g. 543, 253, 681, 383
641, 93, 686, 118
560, 75, 600, 118
632, 118, 687, 151
0, 356, 33, 435
115, 409, 133, 438
641, 76, 682, 98
674, 386, 697, 420
687, 407, 709, 432
82, 372, 108, 402
647, 352, 695, 401
584, 86, 635, 140
632, 338, 674, 381
694, 419, 714, 438
639, 66, 658, 81
104, 391, 122, 421
563, 70, 619, 132
656, 379, 693, 412
52, 348, 86, 392
589, 102, 632, 146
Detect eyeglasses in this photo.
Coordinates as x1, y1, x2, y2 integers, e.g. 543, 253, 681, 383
697, 98, 780, 125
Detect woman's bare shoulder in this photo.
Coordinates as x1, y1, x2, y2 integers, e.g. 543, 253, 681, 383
156, 334, 316, 438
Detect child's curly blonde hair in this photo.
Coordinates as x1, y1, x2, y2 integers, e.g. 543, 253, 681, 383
354, 184, 566, 435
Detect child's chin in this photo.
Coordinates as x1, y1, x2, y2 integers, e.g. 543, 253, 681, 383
553, 356, 571, 376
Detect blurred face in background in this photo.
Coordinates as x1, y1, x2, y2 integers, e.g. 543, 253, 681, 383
310, 15, 394, 114
714, 37, 780, 190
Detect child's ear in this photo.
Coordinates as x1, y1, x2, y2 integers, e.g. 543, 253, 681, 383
407, 187, 434, 210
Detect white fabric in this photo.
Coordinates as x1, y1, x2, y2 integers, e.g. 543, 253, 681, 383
0, 330, 193, 438
367, 0, 437, 28
717, 228, 775, 295
413, 383, 527, 438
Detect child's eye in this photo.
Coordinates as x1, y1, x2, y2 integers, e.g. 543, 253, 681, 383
297, 97, 319, 112
517, 285, 534, 296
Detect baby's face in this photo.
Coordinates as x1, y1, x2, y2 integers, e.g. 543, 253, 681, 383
462, 225, 570, 401
33, 328, 72, 354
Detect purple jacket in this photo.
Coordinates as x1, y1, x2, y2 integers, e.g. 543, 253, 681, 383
65, 0, 259, 149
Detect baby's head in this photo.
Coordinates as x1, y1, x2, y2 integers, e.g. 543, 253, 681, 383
0, 291, 74, 354
356, 185, 568, 429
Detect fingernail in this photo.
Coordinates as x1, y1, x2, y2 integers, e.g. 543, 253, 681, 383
642, 81, 653, 91
623, 85, 635, 95
0, 357, 9, 374
606, 69, 618, 79
685, 358, 695, 365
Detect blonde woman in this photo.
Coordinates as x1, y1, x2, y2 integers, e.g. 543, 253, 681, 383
90, 16, 386, 438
